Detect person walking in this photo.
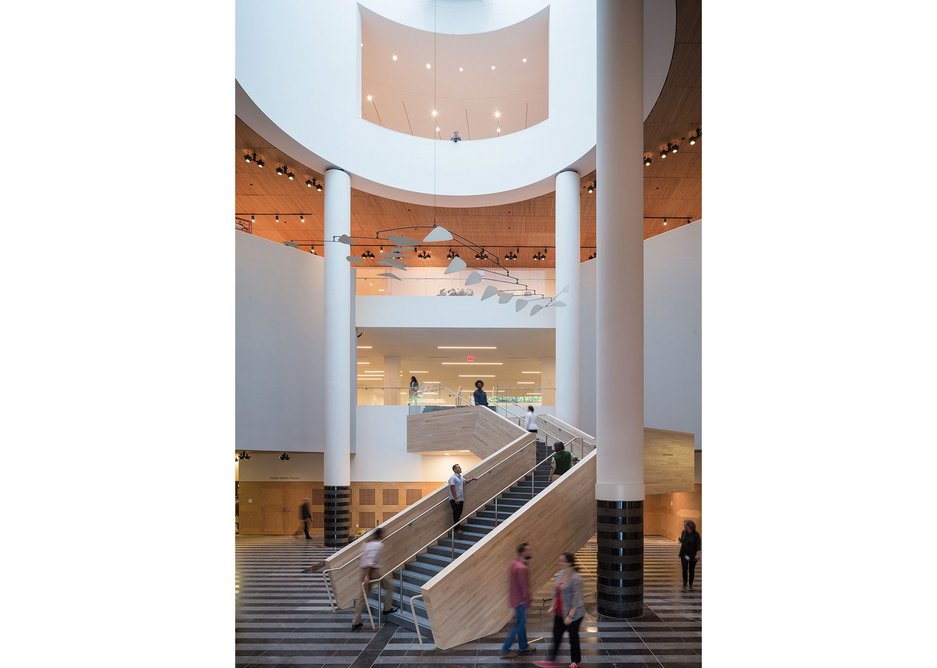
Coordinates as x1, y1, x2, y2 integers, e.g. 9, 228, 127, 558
409, 376, 419, 401
473, 379, 489, 407
501, 542, 534, 658
447, 463, 477, 535
351, 527, 398, 630
534, 553, 585, 668
300, 498, 313, 539
550, 441, 572, 483
524, 405, 538, 433
679, 519, 702, 590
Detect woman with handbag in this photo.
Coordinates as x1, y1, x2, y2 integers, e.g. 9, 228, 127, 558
534, 552, 585, 668
678, 519, 701, 590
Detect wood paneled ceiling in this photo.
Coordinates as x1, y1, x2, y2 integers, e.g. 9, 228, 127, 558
235, 0, 700, 269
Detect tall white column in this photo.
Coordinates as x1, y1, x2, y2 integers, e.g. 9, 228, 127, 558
383, 355, 401, 405
595, 0, 645, 618
324, 168, 352, 546
555, 170, 581, 426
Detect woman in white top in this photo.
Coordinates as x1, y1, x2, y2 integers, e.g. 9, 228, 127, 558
524, 405, 538, 433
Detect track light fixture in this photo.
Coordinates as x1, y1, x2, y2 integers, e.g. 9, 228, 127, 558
588, 251, 597, 260
310, 246, 316, 255
504, 248, 519, 261
300, 214, 305, 224
586, 182, 596, 194
446, 248, 459, 260
417, 248, 431, 259
276, 165, 295, 179
276, 166, 284, 176
689, 128, 701, 145
237, 451, 251, 461
278, 452, 290, 461
532, 249, 547, 261
644, 156, 652, 167
306, 179, 314, 188
475, 248, 489, 260
361, 249, 375, 259
669, 143, 679, 154
660, 149, 667, 159
275, 214, 279, 223
379, 246, 384, 254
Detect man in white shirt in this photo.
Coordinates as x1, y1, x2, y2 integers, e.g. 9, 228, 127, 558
351, 527, 398, 630
448, 464, 477, 535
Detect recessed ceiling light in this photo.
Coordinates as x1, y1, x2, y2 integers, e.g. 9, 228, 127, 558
431, 109, 438, 117
522, 57, 527, 63
459, 66, 464, 72
357, 345, 372, 349
496, 127, 501, 133
459, 374, 496, 378
491, 65, 496, 70
441, 362, 504, 366
426, 63, 432, 69
494, 110, 501, 118
367, 94, 373, 101
517, 381, 535, 385
436, 346, 497, 350
435, 126, 440, 132
357, 362, 370, 365
392, 54, 397, 61
409, 370, 429, 374
521, 371, 541, 374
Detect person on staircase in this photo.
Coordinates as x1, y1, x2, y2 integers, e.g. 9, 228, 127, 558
501, 542, 534, 659
550, 441, 572, 483
351, 527, 398, 631
448, 463, 477, 535
524, 405, 539, 433
535, 552, 585, 668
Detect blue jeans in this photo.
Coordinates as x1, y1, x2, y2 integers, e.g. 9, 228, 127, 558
501, 603, 529, 652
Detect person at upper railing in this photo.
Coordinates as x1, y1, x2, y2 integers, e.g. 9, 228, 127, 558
473, 380, 489, 407
524, 405, 538, 433
409, 376, 419, 401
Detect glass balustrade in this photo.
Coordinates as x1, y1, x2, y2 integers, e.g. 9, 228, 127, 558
355, 267, 555, 297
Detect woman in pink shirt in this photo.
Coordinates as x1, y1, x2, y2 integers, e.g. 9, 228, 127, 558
535, 552, 585, 668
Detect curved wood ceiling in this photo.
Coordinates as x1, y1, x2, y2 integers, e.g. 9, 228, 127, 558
235, 0, 700, 269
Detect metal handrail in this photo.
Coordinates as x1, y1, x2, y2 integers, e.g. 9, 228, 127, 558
321, 435, 536, 604
360, 447, 558, 614
410, 594, 425, 648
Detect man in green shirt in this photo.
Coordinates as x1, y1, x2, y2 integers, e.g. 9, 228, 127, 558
550, 442, 572, 482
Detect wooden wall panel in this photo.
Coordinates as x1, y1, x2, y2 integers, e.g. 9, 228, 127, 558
237, 481, 324, 535
644, 428, 695, 494
325, 432, 536, 609
645, 483, 702, 541
422, 450, 597, 650
471, 407, 529, 459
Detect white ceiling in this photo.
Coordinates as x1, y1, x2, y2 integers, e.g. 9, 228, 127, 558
355, 326, 555, 393
360, 6, 549, 140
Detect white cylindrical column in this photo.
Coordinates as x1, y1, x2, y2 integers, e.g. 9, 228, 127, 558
324, 168, 352, 546
383, 355, 400, 405
595, 0, 645, 618
555, 170, 581, 426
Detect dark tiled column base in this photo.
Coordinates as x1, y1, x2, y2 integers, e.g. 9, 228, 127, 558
324, 485, 351, 547
596, 499, 644, 618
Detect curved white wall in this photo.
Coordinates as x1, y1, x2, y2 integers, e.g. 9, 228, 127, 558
235, 0, 675, 206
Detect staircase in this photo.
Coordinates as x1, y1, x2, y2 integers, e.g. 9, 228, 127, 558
362, 440, 552, 641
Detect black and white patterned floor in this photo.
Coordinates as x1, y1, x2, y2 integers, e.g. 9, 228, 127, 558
235, 535, 701, 667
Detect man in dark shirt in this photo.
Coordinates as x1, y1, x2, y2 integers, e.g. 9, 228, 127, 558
473, 379, 489, 407
300, 499, 313, 539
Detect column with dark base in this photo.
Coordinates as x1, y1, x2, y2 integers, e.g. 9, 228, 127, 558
596, 500, 644, 618
324, 168, 353, 547
323, 486, 351, 547
595, 0, 645, 619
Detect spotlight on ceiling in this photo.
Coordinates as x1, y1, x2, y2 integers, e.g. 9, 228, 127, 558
306, 179, 314, 188
586, 182, 595, 194
689, 127, 701, 145
417, 248, 431, 259
244, 151, 257, 164
287, 170, 295, 180
663, 218, 668, 226
644, 156, 652, 167
315, 179, 323, 192
300, 214, 305, 224
311, 246, 316, 255
276, 166, 285, 176
532, 249, 547, 261
504, 248, 519, 261
446, 248, 460, 260
670, 143, 679, 154
475, 249, 489, 260
660, 149, 667, 159
279, 452, 290, 461
237, 451, 251, 460
361, 249, 375, 259
588, 251, 597, 260
275, 215, 280, 223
